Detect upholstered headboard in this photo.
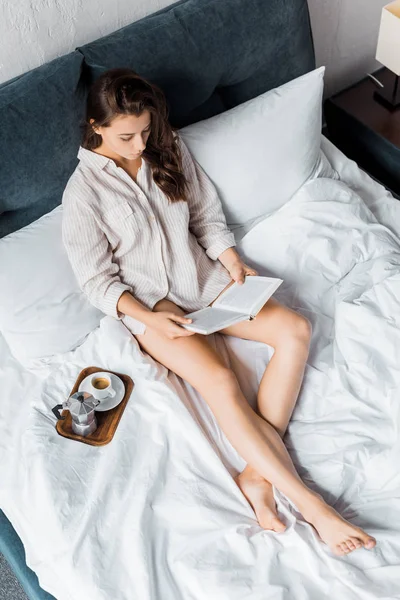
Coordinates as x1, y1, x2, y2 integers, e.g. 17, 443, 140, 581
0, 0, 315, 238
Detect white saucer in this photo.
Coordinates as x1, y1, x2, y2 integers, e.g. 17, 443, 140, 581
78, 373, 125, 412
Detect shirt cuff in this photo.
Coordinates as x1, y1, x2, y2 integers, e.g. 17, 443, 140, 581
206, 234, 236, 261
100, 282, 132, 320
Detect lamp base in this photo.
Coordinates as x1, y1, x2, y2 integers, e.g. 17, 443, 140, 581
373, 75, 400, 111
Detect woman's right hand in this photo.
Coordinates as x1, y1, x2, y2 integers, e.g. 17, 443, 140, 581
147, 311, 196, 340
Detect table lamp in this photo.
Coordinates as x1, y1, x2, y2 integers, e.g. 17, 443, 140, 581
375, 0, 400, 110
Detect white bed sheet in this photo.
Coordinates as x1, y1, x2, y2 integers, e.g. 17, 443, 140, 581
1, 138, 400, 599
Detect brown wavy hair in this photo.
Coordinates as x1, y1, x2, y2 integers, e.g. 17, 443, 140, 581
81, 67, 189, 203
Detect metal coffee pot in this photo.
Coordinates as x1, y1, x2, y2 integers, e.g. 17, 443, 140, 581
52, 391, 101, 437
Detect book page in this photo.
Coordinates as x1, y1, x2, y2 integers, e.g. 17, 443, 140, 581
182, 307, 250, 334
213, 276, 283, 315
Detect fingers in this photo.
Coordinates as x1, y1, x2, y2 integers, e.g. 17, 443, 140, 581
170, 313, 192, 324
169, 314, 196, 336
237, 272, 257, 285
229, 261, 258, 285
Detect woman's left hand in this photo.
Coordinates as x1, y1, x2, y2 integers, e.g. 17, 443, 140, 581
228, 260, 258, 285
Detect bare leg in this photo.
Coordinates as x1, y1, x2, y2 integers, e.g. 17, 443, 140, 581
219, 298, 311, 531
134, 299, 376, 556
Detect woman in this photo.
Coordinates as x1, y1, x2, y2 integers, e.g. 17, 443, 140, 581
62, 68, 376, 556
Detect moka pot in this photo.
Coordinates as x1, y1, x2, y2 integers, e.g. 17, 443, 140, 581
52, 391, 101, 437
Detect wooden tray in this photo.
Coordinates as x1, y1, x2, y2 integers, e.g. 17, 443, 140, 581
55, 366, 134, 446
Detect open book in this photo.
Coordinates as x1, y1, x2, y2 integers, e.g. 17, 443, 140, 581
181, 275, 283, 335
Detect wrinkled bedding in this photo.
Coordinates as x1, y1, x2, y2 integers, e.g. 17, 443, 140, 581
1, 137, 400, 599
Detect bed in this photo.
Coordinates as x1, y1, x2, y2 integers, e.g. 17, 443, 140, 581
1, 0, 400, 598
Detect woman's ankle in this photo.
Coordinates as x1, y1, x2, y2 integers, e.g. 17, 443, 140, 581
293, 489, 324, 519
237, 464, 267, 483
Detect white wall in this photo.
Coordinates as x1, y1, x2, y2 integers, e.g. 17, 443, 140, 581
0, 0, 388, 97
308, 0, 388, 98
0, 0, 176, 84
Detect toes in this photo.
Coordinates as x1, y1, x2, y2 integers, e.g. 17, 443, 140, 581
358, 533, 376, 550
365, 537, 376, 550
338, 542, 351, 554
345, 535, 376, 553
342, 543, 351, 554
334, 544, 345, 556
350, 537, 363, 550
335, 538, 367, 557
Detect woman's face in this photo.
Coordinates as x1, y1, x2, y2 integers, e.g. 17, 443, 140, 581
90, 111, 152, 161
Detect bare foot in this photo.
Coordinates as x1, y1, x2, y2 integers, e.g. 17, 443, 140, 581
300, 494, 376, 556
234, 470, 286, 532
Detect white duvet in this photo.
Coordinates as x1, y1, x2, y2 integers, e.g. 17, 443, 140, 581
1, 138, 400, 599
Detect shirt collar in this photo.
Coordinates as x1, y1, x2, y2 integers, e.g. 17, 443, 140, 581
77, 146, 146, 175
77, 146, 114, 170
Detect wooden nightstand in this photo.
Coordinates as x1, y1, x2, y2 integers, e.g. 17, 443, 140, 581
324, 67, 400, 198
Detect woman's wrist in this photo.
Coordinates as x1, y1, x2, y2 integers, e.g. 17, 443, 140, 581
117, 291, 154, 324
218, 246, 242, 271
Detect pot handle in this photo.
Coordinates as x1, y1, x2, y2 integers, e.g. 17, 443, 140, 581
52, 404, 66, 420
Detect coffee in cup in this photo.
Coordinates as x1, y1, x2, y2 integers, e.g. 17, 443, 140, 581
92, 377, 111, 390
89, 372, 116, 400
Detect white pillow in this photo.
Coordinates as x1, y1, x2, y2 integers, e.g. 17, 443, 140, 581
0, 206, 103, 365
179, 66, 335, 228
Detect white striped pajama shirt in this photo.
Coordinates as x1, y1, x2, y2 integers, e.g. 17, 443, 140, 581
62, 133, 236, 335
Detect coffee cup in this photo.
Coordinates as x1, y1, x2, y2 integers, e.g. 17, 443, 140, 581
89, 372, 116, 400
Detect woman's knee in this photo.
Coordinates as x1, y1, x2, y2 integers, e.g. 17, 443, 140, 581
152, 298, 185, 315
194, 365, 240, 400
262, 306, 311, 349
210, 365, 238, 388
282, 312, 312, 346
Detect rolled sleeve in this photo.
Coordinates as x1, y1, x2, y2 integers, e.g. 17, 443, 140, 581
100, 281, 132, 320
177, 134, 236, 260
62, 193, 131, 319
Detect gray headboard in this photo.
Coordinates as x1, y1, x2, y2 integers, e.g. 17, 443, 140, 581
0, 0, 315, 238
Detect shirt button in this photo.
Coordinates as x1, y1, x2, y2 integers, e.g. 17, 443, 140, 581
149, 216, 155, 221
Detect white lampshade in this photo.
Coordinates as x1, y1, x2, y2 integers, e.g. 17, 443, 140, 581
376, 1, 400, 76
